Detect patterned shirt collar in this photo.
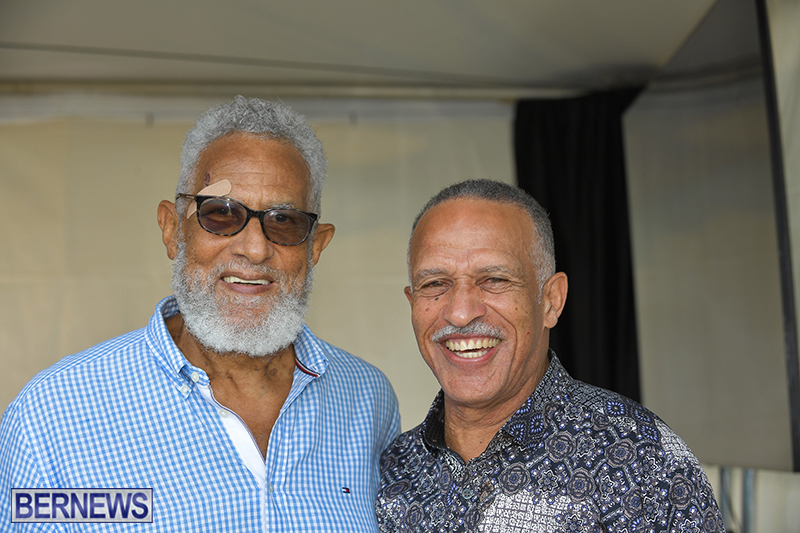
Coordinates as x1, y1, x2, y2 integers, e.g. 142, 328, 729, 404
420, 391, 447, 450
145, 296, 328, 387
420, 352, 569, 453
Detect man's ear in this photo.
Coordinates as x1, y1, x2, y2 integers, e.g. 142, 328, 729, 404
542, 272, 568, 329
404, 286, 413, 305
309, 223, 335, 265
158, 200, 180, 260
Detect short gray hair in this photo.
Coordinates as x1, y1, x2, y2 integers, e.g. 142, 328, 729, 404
176, 96, 326, 214
410, 179, 556, 288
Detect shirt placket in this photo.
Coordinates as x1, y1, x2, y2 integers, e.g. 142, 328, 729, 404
262, 365, 318, 531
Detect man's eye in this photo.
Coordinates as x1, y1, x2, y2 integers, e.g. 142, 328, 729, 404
417, 280, 449, 295
267, 211, 300, 227
203, 205, 233, 219
481, 277, 511, 291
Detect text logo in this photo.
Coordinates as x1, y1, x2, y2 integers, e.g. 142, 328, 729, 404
12, 489, 153, 523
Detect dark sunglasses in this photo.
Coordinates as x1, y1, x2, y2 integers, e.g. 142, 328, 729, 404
176, 194, 318, 246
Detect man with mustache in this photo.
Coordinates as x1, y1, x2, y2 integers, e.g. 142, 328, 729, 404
376, 180, 724, 532
0, 97, 400, 531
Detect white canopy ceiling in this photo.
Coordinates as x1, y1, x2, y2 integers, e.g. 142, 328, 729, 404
0, 0, 718, 99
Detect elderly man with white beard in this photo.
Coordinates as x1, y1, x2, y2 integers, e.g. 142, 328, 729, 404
0, 97, 400, 531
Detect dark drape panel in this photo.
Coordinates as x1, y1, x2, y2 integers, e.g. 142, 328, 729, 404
514, 88, 642, 401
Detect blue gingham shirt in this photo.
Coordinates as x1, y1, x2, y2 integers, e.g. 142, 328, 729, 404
0, 297, 401, 531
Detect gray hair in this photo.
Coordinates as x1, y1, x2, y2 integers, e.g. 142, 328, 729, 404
410, 179, 556, 289
176, 96, 326, 214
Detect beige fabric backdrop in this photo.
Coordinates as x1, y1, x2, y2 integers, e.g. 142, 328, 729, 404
625, 77, 790, 470
0, 97, 515, 431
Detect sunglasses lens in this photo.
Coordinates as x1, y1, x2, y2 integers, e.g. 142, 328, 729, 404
193, 196, 314, 245
197, 198, 247, 235
262, 209, 313, 245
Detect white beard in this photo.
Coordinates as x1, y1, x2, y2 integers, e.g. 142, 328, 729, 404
171, 238, 313, 358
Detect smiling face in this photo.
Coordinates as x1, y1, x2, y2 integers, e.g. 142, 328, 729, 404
406, 197, 567, 419
158, 132, 335, 356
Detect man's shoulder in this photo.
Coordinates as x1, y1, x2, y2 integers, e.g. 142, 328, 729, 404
559, 375, 697, 460
297, 328, 401, 443
563, 376, 646, 415
7, 327, 149, 412
300, 328, 393, 385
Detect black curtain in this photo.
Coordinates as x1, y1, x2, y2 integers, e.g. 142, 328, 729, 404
514, 88, 642, 402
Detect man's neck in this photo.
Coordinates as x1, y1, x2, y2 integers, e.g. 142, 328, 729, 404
164, 312, 296, 459
442, 363, 548, 463
443, 398, 525, 463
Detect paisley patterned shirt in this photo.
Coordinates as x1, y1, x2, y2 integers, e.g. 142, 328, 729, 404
376, 355, 725, 533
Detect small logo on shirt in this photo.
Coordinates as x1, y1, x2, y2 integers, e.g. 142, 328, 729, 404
11, 488, 153, 523
341, 487, 351, 494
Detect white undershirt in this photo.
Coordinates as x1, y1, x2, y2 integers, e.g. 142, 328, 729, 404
196, 382, 268, 491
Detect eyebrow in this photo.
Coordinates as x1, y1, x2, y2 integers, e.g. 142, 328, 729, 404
411, 268, 449, 284
264, 201, 297, 210
411, 264, 519, 284
220, 199, 299, 210
476, 265, 517, 276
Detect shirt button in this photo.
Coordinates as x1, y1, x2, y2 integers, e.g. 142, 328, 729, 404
179, 384, 190, 394
190, 372, 200, 383
218, 409, 229, 418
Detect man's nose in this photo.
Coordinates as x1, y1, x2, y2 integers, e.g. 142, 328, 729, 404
228, 218, 276, 263
441, 283, 487, 327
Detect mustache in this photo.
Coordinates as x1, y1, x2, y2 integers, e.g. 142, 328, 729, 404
431, 322, 504, 343
209, 258, 285, 280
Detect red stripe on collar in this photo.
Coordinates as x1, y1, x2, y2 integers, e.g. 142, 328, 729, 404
295, 359, 319, 377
